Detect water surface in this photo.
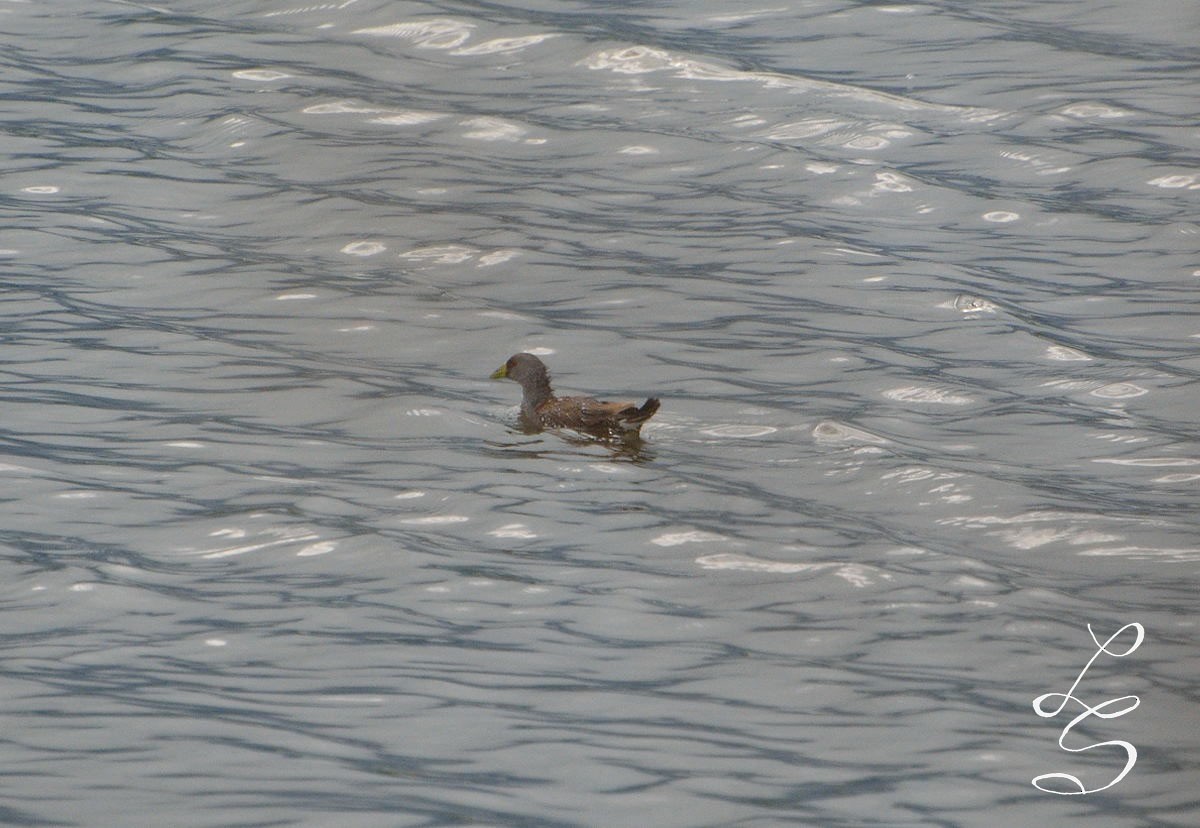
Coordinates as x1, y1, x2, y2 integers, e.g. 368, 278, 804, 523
2, 1, 1198, 825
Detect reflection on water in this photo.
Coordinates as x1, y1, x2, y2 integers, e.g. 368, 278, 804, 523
2, 0, 1197, 825
485, 430, 658, 465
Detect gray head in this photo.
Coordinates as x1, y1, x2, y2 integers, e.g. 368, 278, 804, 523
490, 352, 550, 386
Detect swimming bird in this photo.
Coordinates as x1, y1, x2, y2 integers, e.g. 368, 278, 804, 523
490, 353, 660, 436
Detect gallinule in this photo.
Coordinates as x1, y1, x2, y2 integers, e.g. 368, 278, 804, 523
490, 353, 660, 436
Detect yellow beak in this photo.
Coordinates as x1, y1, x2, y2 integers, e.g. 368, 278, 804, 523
490, 364, 508, 379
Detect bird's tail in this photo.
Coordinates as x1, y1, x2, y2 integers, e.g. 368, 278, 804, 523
619, 398, 660, 430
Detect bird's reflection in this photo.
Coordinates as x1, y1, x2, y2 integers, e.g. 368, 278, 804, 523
485, 426, 657, 464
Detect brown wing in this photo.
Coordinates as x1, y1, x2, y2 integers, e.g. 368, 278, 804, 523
537, 395, 660, 433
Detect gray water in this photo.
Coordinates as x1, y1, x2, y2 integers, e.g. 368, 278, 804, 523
3, 0, 1198, 825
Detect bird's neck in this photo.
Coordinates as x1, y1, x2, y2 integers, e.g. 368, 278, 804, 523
519, 374, 554, 414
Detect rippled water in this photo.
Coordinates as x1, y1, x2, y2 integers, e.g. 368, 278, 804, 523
3, 1, 1198, 825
